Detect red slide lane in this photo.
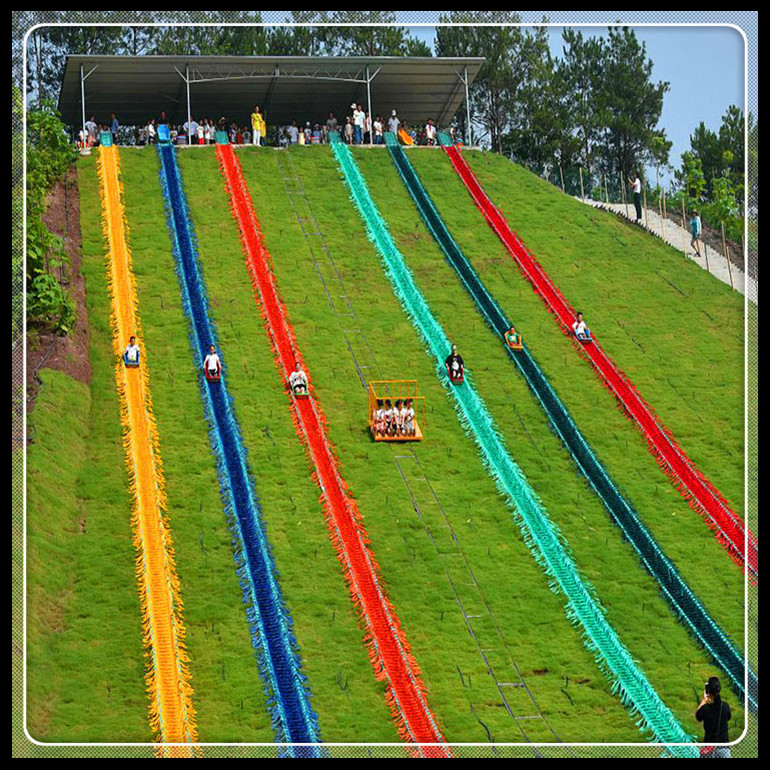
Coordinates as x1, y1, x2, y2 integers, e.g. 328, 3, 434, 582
217, 145, 449, 754
444, 145, 757, 580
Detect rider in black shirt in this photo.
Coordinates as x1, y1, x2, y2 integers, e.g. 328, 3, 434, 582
444, 344, 465, 382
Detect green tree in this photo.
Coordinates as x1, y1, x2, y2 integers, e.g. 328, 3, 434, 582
689, 121, 724, 194
676, 150, 707, 208
25, 97, 78, 335
559, 29, 606, 179
594, 27, 671, 184
718, 105, 745, 205
325, 12, 413, 57
436, 12, 525, 154
710, 176, 739, 224
747, 112, 757, 216
505, 27, 568, 178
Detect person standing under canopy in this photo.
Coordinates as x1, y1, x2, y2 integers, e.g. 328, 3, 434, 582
251, 106, 265, 147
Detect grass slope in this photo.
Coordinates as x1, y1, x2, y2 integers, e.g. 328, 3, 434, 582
352, 146, 745, 736
118, 149, 278, 742
175, 148, 401, 744
27, 160, 149, 741
409, 147, 751, 642
26, 145, 751, 748
207, 144, 659, 744
460, 150, 744, 515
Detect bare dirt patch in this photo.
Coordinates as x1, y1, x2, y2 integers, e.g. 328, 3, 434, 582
26, 165, 92, 409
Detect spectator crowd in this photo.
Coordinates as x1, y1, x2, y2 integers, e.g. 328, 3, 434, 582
77, 104, 462, 149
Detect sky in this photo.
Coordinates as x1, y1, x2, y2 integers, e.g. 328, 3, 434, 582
403, 19, 748, 185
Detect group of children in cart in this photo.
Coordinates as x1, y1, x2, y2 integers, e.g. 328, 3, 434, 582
373, 399, 417, 438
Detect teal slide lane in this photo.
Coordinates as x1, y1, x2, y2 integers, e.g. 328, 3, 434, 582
384, 133, 756, 716
329, 134, 696, 754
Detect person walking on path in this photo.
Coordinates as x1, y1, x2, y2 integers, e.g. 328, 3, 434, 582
689, 209, 703, 259
629, 172, 643, 222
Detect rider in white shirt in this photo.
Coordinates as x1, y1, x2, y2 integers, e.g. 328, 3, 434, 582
404, 400, 415, 436
572, 312, 591, 340
124, 336, 140, 364
288, 362, 309, 394
203, 345, 221, 377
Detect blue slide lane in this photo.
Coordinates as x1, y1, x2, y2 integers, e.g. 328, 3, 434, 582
385, 135, 756, 716
157, 144, 323, 754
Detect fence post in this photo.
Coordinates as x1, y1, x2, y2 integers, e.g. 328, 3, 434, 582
559, 164, 566, 194
658, 188, 663, 237
643, 183, 649, 229
621, 172, 629, 218
579, 166, 585, 201
681, 198, 688, 257
604, 174, 609, 205
722, 222, 734, 289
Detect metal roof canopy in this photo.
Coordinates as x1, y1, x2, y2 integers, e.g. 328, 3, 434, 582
58, 55, 483, 142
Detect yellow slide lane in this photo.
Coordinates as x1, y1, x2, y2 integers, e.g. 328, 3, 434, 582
97, 146, 197, 753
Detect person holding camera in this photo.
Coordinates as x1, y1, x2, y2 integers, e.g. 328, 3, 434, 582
696, 676, 731, 758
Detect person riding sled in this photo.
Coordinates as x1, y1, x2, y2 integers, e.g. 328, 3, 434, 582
445, 344, 465, 383
572, 312, 592, 342
504, 325, 523, 350
123, 336, 140, 367
203, 345, 221, 380
288, 362, 309, 396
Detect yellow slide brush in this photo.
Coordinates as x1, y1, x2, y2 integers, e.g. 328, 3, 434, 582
97, 146, 198, 755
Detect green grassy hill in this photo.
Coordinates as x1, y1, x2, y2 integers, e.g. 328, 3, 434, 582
25, 145, 750, 748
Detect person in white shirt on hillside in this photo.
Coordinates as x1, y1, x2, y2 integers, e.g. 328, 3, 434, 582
374, 399, 385, 436
288, 362, 309, 395
124, 336, 141, 365
628, 171, 643, 222
383, 400, 397, 436
85, 115, 98, 147
183, 117, 198, 145
425, 118, 437, 146
572, 312, 592, 341
403, 399, 415, 436
203, 345, 221, 379
388, 109, 400, 136
373, 115, 384, 145
352, 104, 365, 145
393, 400, 404, 435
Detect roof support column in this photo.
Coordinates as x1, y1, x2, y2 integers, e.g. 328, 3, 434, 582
80, 64, 87, 154
464, 65, 473, 147
366, 65, 373, 146
186, 64, 192, 145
